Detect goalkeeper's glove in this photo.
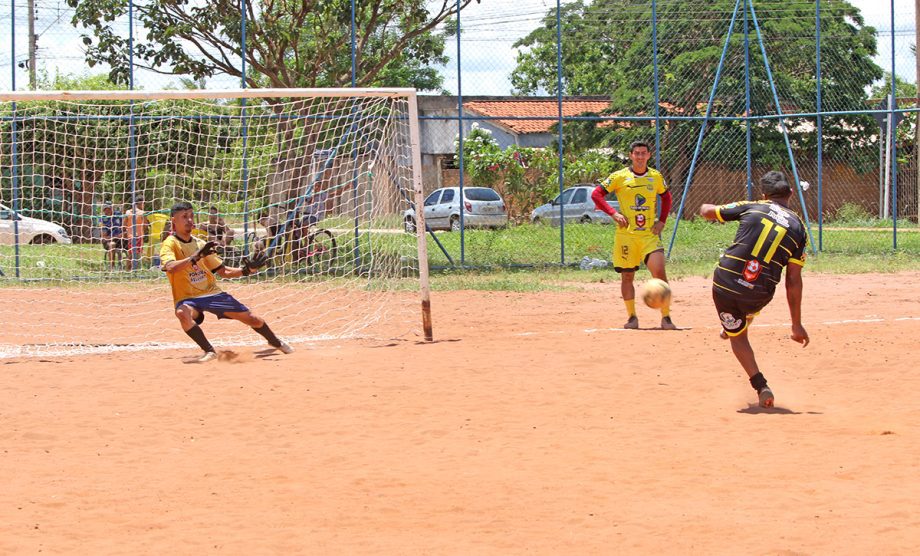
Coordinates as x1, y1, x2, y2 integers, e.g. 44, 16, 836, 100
190, 240, 218, 265
241, 251, 269, 277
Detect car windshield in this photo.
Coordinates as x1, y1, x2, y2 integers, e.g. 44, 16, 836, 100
465, 188, 500, 201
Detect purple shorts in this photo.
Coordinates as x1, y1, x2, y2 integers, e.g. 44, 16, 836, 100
177, 292, 249, 324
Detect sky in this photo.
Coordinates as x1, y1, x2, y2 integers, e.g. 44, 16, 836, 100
0, 0, 916, 94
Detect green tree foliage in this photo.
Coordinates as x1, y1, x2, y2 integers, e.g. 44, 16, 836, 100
509, 0, 884, 202
65, 0, 480, 91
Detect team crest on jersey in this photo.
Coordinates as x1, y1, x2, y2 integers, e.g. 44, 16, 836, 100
720, 312, 742, 330
635, 214, 646, 230
742, 259, 762, 282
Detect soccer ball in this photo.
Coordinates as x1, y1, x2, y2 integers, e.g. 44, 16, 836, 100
642, 278, 671, 309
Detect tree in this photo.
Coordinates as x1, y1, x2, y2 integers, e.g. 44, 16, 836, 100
66, 0, 479, 91
511, 0, 884, 213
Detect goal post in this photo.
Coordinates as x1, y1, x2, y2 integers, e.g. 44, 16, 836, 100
0, 88, 432, 357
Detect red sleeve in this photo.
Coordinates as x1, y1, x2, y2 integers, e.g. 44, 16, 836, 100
658, 190, 672, 223
592, 185, 617, 216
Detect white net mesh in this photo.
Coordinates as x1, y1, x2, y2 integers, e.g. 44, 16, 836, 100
0, 89, 427, 358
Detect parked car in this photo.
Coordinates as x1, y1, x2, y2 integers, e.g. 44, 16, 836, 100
0, 203, 72, 245
530, 184, 620, 225
405, 186, 508, 232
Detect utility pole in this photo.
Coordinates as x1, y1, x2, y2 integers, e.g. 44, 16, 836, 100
27, 0, 36, 89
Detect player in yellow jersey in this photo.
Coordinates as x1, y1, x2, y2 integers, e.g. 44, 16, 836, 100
161, 201, 293, 362
700, 171, 809, 408
592, 141, 676, 330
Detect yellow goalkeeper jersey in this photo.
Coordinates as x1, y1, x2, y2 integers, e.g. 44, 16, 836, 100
160, 234, 223, 305
599, 166, 669, 236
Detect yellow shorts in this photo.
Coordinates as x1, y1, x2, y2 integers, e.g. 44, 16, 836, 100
612, 233, 663, 272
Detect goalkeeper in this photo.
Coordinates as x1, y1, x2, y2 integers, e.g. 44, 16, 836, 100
160, 201, 293, 362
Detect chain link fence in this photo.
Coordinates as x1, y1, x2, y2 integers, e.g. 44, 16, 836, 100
2, 0, 919, 270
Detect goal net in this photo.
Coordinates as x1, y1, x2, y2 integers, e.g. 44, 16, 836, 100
0, 88, 431, 358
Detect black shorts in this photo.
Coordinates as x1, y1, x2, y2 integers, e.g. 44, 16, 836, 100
712, 286, 773, 336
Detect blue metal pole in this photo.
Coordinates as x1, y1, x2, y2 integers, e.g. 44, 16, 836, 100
11, 0, 21, 277
748, 0, 816, 254
351, 0, 357, 87
744, 0, 752, 201
667, 0, 742, 258
241, 0, 251, 256
816, 0, 824, 250
890, 0, 898, 248
456, 0, 465, 264
556, 0, 565, 265
652, 0, 661, 170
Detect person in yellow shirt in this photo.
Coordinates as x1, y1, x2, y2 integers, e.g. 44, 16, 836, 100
160, 201, 293, 362
592, 141, 676, 330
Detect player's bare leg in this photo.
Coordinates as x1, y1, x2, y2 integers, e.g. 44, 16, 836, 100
225, 310, 293, 354
176, 304, 217, 362
727, 328, 773, 407
620, 271, 638, 329
646, 250, 676, 330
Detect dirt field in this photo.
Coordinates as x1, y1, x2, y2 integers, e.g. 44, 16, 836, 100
3, 272, 920, 554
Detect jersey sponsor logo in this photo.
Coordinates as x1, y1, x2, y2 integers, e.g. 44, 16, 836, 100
720, 312, 742, 330
635, 214, 647, 230
768, 207, 791, 227
742, 259, 762, 282
734, 278, 755, 289
631, 194, 649, 211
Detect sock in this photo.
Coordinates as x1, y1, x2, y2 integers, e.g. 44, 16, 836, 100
625, 299, 636, 318
185, 325, 215, 353
253, 323, 281, 348
660, 300, 671, 318
749, 372, 768, 392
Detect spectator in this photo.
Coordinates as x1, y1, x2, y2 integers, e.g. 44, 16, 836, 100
100, 201, 126, 270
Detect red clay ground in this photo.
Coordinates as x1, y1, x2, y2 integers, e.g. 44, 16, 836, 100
2, 272, 920, 554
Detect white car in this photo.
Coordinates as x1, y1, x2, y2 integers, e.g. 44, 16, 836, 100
531, 185, 620, 225
405, 186, 508, 232
0, 203, 72, 245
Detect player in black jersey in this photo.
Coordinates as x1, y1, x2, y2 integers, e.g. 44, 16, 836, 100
699, 171, 810, 408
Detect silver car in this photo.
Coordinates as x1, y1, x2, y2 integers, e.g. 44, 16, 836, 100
0, 203, 72, 245
530, 185, 620, 225
405, 186, 508, 232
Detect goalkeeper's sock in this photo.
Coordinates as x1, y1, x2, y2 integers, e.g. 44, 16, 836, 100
185, 325, 215, 353
253, 323, 282, 348
624, 298, 636, 318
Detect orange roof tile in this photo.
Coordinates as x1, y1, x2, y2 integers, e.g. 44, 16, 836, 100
463, 99, 612, 135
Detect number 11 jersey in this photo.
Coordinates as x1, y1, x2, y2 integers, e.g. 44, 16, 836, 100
713, 200, 807, 300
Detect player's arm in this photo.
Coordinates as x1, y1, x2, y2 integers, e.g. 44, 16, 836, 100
216, 251, 269, 279
785, 262, 809, 347
162, 241, 218, 273
591, 185, 627, 228
699, 204, 720, 221
652, 190, 672, 235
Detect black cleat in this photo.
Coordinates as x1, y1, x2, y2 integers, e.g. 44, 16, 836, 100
624, 316, 639, 329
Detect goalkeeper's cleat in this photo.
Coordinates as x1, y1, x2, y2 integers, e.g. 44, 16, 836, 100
660, 316, 677, 330
758, 386, 775, 408
624, 316, 639, 329
276, 341, 294, 355
198, 351, 218, 363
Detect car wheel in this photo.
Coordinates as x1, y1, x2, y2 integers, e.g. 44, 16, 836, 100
450, 216, 461, 232
580, 215, 592, 224
30, 234, 56, 245
404, 217, 417, 234
532, 217, 541, 225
